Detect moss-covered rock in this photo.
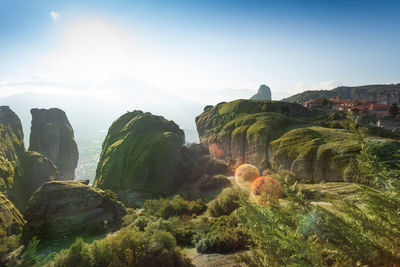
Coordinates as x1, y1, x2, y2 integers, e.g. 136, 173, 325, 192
28, 108, 78, 180
196, 100, 312, 169
0, 192, 25, 237
268, 126, 360, 183
94, 111, 185, 195
17, 151, 59, 205
0, 106, 25, 205
22, 181, 127, 242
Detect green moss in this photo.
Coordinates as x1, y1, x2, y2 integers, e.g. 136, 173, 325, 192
94, 111, 185, 195
0, 192, 25, 237
0, 106, 25, 208
268, 126, 361, 182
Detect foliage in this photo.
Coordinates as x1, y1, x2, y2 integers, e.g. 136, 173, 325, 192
321, 97, 329, 106
145, 217, 196, 246
192, 214, 250, 254
45, 228, 192, 267
143, 195, 206, 219
208, 187, 247, 217
237, 122, 400, 266
389, 102, 399, 117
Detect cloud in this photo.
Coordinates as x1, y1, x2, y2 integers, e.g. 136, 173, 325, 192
318, 80, 344, 90
50, 11, 60, 21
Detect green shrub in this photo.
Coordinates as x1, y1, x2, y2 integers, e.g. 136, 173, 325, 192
192, 215, 250, 253
143, 195, 206, 219
237, 122, 400, 266
46, 228, 192, 267
208, 187, 247, 217
145, 217, 196, 246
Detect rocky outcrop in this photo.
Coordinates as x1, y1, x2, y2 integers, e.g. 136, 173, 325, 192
283, 83, 400, 104
18, 151, 59, 205
94, 111, 185, 195
0, 106, 25, 205
28, 108, 79, 180
0, 192, 25, 237
268, 127, 360, 183
196, 100, 312, 169
250, 84, 272, 100
22, 181, 127, 242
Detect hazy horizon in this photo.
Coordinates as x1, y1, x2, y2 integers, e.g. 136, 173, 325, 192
1, 0, 400, 104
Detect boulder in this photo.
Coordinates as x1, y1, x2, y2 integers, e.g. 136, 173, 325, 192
94, 111, 185, 195
250, 84, 272, 100
18, 151, 59, 205
28, 108, 79, 180
22, 181, 127, 242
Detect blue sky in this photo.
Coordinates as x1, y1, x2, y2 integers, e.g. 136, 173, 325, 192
0, 0, 399, 103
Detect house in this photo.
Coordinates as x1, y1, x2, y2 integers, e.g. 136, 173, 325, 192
348, 103, 389, 117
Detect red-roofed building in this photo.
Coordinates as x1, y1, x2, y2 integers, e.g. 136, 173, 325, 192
348, 103, 389, 117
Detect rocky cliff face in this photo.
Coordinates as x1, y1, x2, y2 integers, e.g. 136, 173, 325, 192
268, 127, 360, 183
196, 100, 312, 169
0, 192, 25, 237
22, 181, 127, 242
28, 108, 79, 180
0, 106, 25, 204
94, 111, 185, 195
283, 83, 400, 104
250, 84, 272, 100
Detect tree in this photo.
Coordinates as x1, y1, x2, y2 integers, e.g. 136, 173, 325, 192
321, 97, 329, 106
388, 103, 399, 117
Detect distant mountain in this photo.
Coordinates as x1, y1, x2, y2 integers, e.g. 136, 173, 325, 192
282, 84, 400, 104
250, 84, 272, 100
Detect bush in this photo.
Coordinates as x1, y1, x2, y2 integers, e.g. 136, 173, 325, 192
208, 187, 247, 217
145, 217, 196, 246
46, 228, 192, 267
192, 215, 250, 253
143, 195, 206, 219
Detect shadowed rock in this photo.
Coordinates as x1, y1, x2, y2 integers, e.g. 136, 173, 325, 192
18, 151, 59, 205
28, 108, 78, 180
22, 181, 126, 242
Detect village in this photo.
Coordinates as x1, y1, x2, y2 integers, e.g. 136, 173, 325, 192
303, 96, 400, 133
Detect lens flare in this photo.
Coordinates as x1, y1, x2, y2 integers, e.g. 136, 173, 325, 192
234, 164, 260, 191
209, 143, 225, 158
251, 176, 282, 205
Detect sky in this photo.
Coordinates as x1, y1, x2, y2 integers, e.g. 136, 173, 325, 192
0, 0, 400, 103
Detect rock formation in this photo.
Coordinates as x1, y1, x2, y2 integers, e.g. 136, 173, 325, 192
18, 151, 59, 205
0, 106, 25, 204
94, 111, 185, 195
196, 100, 312, 169
28, 108, 79, 180
22, 181, 127, 242
268, 127, 360, 183
250, 84, 272, 100
283, 83, 400, 104
0, 192, 25, 237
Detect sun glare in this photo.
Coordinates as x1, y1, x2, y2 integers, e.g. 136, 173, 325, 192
44, 20, 136, 82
